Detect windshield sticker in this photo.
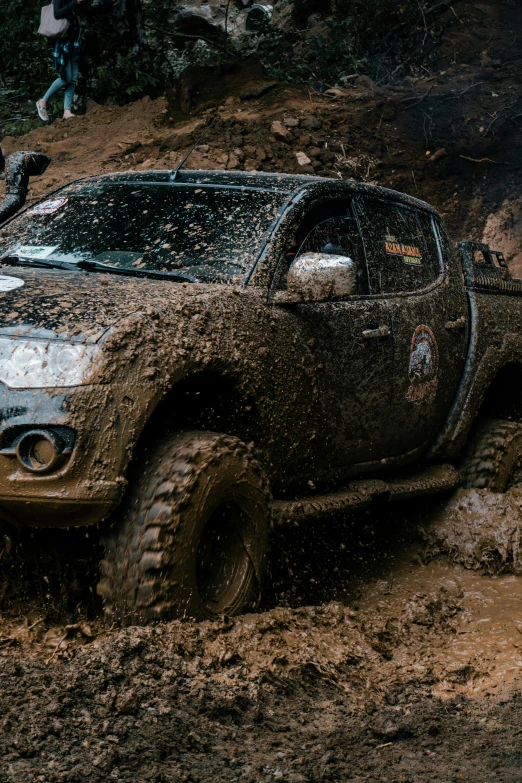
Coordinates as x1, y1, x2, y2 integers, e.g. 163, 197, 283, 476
13, 245, 59, 260
28, 197, 68, 215
407, 325, 439, 404
0, 276, 24, 292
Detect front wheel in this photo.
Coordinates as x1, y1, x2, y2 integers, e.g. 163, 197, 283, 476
97, 431, 271, 624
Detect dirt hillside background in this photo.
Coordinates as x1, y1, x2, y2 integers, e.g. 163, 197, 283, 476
2, 1, 522, 781
2, 0, 522, 272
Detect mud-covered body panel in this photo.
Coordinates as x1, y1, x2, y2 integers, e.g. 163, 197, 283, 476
386, 225, 470, 457
430, 290, 522, 458
0, 277, 330, 525
0, 382, 133, 527
427, 240, 522, 457
0, 269, 143, 342
0, 172, 521, 528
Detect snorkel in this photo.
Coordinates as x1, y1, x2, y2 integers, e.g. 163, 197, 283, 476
0, 150, 51, 226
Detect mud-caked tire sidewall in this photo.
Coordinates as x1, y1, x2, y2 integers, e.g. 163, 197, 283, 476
98, 431, 271, 624
165, 438, 269, 619
463, 419, 522, 493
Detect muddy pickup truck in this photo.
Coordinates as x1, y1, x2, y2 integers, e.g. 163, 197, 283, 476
0, 149, 520, 623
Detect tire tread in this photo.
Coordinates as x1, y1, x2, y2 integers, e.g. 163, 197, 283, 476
463, 418, 522, 491
98, 431, 270, 624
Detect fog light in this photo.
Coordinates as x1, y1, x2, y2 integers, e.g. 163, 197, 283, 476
16, 429, 65, 473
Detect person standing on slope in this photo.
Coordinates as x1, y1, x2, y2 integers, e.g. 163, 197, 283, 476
36, 0, 88, 121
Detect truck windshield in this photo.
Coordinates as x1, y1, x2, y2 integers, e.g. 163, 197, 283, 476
0, 183, 284, 283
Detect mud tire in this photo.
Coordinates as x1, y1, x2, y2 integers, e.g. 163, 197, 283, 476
463, 419, 522, 492
97, 431, 271, 624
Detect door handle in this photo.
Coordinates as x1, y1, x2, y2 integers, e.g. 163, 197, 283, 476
362, 325, 391, 339
445, 316, 466, 331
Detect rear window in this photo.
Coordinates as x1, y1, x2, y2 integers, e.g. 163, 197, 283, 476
0, 183, 284, 283
360, 199, 441, 294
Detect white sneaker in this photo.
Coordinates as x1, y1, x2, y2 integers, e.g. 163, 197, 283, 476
36, 101, 49, 122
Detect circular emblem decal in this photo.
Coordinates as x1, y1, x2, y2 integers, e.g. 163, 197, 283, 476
0, 276, 24, 292
407, 325, 439, 403
28, 197, 68, 216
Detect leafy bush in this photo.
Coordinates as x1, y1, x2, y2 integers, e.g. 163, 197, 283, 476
0, 0, 54, 91
260, 15, 364, 88
262, 0, 454, 88
0, 0, 160, 106
0, 0, 457, 113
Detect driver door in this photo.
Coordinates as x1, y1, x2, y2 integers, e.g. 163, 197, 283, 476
273, 200, 396, 475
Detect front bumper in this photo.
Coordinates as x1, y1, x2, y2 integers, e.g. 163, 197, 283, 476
0, 383, 141, 528
0, 481, 123, 527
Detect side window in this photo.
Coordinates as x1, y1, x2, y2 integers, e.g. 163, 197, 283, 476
281, 200, 368, 295
299, 216, 359, 258
361, 199, 441, 295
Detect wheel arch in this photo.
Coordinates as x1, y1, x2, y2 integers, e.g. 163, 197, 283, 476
134, 369, 263, 458
431, 352, 522, 460
475, 362, 522, 422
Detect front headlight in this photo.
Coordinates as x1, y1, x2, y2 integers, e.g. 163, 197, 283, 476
0, 338, 101, 388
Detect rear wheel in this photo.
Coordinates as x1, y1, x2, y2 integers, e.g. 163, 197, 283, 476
97, 431, 271, 624
463, 418, 522, 492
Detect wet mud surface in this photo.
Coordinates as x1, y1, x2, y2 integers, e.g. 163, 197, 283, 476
3, 500, 522, 782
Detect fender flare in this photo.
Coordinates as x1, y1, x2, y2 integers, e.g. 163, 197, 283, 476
429, 331, 522, 459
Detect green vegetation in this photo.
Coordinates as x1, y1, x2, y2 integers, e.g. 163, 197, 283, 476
0, 0, 456, 135
261, 0, 456, 88
1, 0, 51, 86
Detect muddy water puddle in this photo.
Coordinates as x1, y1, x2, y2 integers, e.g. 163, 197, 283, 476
362, 557, 522, 699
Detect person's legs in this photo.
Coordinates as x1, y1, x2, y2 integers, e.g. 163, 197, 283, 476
37, 48, 80, 121
42, 76, 68, 104
63, 54, 79, 116
37, 75, 68, 121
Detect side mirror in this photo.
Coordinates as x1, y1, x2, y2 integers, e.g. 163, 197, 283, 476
283, 252, 357, 303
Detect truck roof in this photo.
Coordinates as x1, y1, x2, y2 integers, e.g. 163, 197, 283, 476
79, 170, 439, 216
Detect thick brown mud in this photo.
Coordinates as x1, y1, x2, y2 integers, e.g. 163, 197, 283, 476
3, 503, 522, 782
425, 488, 522, 576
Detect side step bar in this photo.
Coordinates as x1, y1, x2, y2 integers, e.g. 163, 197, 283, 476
271, 464, 460, 526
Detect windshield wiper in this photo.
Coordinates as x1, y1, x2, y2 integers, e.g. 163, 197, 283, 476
0, 255, 198, 283
76, 259, 198, 283
0, 255, 81, 272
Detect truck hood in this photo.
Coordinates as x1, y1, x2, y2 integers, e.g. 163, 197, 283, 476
0, 268, 179, 343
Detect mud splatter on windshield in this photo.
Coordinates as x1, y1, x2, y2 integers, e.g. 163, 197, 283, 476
0, 184, 285, 283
